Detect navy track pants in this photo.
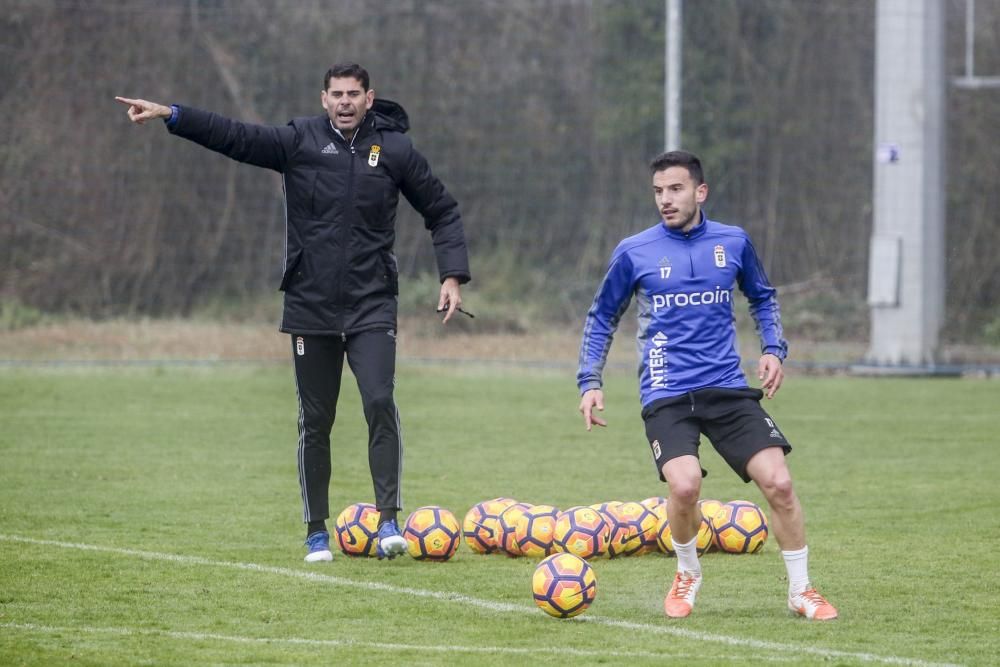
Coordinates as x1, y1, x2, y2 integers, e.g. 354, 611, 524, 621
290, 330, 402, 523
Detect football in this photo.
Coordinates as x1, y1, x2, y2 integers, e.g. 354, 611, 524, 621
606, 501, 660, 557
640, 495, 668, 522
588, 502, 621, 558
531, 552, 597, 618
403, 505, 461, 561
552, 505, 609, 560
514, 504, 559, 558
656, 509, 715, 556
602, 503, 634, 558
496, 502, 533, 557
697, 498, 725, 551
589, 500, 623, 515
333, 502, 380, 557
711, 500, 769, 554
462, 497, 517, 554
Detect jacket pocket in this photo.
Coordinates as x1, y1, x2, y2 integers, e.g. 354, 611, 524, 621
279, 249, 304, 291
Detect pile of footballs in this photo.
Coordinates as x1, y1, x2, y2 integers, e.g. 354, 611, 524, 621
333, 496, 768, 618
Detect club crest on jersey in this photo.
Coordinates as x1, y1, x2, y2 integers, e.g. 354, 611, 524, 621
658, 257, 672, 280
714, 244, 726, 268
368, 145, 381, 167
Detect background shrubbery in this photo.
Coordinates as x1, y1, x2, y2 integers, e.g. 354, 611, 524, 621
2, 0, 998, 343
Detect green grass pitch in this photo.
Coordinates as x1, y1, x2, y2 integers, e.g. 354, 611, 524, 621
1, 364, 998, 666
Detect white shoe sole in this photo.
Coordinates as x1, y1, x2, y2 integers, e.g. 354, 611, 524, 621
380, 535, 406, 556
304, 549, 333, 562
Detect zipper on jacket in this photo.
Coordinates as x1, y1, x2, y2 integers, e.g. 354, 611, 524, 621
337, 137, 356, 322
685, 236, 695, 278
336, 116, 372, 332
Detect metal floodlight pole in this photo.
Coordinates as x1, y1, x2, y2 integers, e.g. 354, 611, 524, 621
664, 0, 682, 151
864, 0, 946, 369
966, 0, 975, 77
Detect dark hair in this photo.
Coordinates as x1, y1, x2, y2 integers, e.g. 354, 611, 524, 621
649, 150, 704, 185
324, 63, 370, 91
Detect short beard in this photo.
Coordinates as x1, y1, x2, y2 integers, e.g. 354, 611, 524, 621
664, 209, 697, 230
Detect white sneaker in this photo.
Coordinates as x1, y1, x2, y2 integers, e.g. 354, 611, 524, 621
376, 519, 407, 560
304, 530, 333, 562
664, 570, 702, 618
788, 586, 838, 620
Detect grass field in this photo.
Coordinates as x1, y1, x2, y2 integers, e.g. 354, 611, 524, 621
1, 363, 998, 666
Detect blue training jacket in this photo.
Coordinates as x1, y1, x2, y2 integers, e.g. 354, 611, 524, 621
577, 213, 787, 408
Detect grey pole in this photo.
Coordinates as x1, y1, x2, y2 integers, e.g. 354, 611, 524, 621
864, 0, 946, 369
665, 0, 682, 151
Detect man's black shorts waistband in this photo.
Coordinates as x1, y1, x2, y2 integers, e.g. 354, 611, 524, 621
642, 387, 765, 420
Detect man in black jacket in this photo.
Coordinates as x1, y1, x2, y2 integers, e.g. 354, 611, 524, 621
116, 63, 471, 562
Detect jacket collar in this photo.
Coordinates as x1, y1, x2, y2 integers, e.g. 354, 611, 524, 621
661, 210, 708, 240
328, 111, 372, 146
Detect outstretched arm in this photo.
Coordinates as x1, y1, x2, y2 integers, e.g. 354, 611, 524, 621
115, 97, 171, 125
115, 98, 292, 172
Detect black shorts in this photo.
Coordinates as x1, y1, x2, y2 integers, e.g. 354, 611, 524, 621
641, 387, 792, 483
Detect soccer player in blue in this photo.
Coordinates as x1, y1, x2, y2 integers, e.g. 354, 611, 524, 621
577, 151, 837, 620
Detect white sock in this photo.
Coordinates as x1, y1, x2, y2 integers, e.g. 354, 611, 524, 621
782, 545, 810, 596
673, 536, 701, 574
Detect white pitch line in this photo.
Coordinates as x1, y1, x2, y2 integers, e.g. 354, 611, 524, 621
0, 534, 962, 667
0, 621, 721, 662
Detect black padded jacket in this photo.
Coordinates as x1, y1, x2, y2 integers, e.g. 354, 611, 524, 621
167, 99, 471, 335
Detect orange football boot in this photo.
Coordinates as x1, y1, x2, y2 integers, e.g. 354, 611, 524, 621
664, 570, 702, 618
788, 586, 838, 620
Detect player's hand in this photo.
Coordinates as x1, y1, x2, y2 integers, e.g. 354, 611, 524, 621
758, 353, 784, 399
115, 96, 171, 125
436, 277, 462, 323
579, 389, 607, 431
